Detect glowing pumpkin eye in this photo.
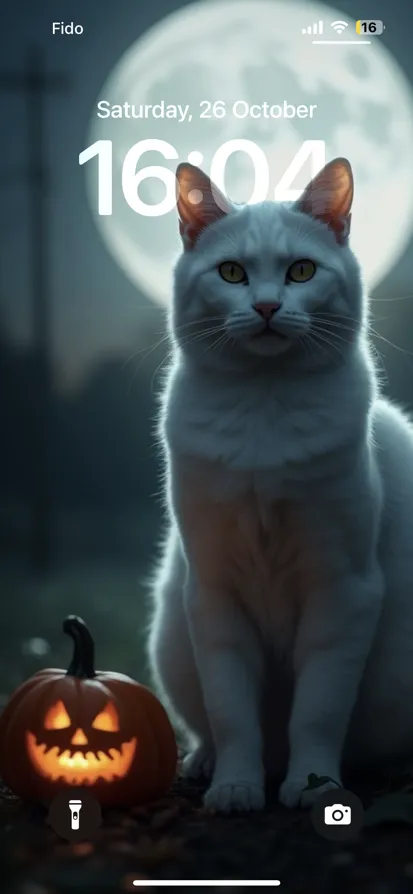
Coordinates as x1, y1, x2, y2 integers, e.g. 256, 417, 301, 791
92, 702, 120, 732
44, 700, 71, 729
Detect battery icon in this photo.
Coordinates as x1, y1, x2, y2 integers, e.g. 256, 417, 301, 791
356, 20, 385, 35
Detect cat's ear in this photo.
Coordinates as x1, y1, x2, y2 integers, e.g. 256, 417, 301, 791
295, 158, 353, 244
176, 163, 232, 250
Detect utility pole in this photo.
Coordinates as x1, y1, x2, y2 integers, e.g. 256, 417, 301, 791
0, 48, 68, 574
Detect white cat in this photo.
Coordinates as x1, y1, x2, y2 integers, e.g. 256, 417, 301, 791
148, 158, 413, 813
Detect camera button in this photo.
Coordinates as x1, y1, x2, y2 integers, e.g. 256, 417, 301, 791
311, 788, 364, 841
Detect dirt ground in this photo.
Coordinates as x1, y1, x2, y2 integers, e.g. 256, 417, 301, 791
2, 770, 413, 894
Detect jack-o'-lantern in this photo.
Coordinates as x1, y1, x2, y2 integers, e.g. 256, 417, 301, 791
0, 616, 177, 806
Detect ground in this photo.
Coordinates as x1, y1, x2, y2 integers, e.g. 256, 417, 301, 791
2, 562, 413, 892
2, 772, 413, 894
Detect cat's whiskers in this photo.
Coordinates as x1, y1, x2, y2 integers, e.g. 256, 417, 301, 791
370, 291, 413, 303
178, 324, 228, 351
312, 312, 369, 329
367, 328, 413, 357
276, 312, 309, 331
303, 332, 341, 367
298, 332, 318, 364
326, 312, 413, 359
124, 315, 227, 364
306, 327, 347, 365
148, 348, 177, 395
175, 315, 227, 332
310, 313, 408, 363
311, 316, 358, 333
310, 323, 352, 346
226, 309, 312, 343
148, 326, 228, 393
312, 312, 385, 330
127, 322, 227, 392
181, 323, 226, 339
123, 331, 172, 370
310, 320, 385, 373
226, 312, 262, 338
125, 316, 227, 375
197, 331, 232, 361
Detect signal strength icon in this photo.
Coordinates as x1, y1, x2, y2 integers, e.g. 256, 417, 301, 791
302, 20, 323, 34
331, 20, 348, 34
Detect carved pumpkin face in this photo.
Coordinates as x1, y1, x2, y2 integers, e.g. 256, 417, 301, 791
26, 698, 137, 785
0, 616, 177, 807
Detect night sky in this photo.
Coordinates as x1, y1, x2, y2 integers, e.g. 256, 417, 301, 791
0, 0, 412, 387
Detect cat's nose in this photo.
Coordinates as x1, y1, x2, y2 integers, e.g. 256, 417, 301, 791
253, 301, 281, 321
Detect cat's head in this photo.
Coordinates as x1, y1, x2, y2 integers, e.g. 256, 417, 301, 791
172, 158, 364, 372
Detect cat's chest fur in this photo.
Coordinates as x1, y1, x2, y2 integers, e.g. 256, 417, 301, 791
176, 462, 322, 648
166, 363, 353, 646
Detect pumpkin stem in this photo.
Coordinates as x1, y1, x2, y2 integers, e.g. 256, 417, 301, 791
63, 615, 96, 678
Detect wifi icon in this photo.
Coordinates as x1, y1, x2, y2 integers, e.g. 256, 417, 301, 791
331, 20, 348, 34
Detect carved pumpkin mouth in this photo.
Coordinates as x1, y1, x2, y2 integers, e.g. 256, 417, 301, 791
26, 732, 137, 784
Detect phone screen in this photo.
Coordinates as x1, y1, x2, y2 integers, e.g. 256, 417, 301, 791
1, 0, 412, 891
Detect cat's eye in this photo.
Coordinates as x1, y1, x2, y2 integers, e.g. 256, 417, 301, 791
218, 261, 247, 284
286, 259, 316, 283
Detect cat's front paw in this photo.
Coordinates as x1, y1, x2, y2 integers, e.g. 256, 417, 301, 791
204, 781, 265, 813
279, 775, 341, 809
181, 743, 215, 780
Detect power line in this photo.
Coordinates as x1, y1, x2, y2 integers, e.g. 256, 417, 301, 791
0, 47, 69, 574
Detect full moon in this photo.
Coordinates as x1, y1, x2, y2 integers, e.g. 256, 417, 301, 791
87, 0, 413, 305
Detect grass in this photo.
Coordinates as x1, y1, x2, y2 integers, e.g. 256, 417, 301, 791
0, 562, 152, 700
